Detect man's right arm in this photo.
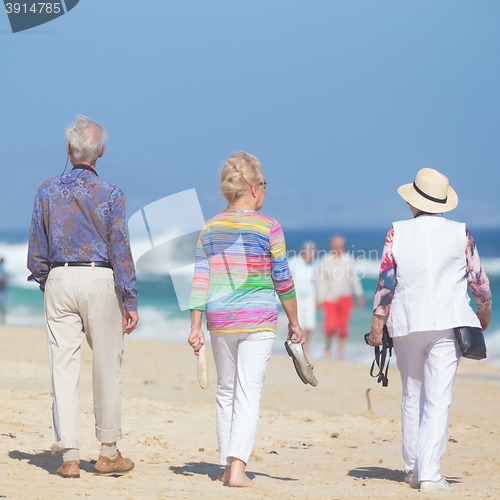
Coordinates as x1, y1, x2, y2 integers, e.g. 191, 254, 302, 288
27, 188, 50, 291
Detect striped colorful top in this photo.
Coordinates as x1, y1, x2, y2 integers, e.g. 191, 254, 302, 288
189, 210, 296, 333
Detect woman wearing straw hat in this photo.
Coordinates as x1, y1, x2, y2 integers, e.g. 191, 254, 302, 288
367, 168, 492, 493
188, 152, 305, 488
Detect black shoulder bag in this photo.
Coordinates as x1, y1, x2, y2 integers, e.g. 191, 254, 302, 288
454, 326, 487, 360
365, 325, 393, 387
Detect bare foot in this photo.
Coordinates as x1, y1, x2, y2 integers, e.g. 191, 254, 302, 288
324, 350, 331, 358
226, 457, 260, 487
218, 465, 231, 483
229, 473, 261, 488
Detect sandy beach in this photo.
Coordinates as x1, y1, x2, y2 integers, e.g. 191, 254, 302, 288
1, 324, 499, 499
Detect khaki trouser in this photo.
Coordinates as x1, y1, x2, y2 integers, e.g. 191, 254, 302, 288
44, 265, 124, 454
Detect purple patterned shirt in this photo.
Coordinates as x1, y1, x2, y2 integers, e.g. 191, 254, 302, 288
27, 166, 138, 311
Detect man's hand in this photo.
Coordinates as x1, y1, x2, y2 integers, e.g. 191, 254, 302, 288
357, 296, 366, 309
123, 309, 139, 335
477, 309, 491, 332
188, 325, 205, 356
287, 322, 305, 344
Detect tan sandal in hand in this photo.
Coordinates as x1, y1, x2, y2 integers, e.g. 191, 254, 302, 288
285, 340, 318, 386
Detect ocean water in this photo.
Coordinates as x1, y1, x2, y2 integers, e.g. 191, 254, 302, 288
2, 227, 500, 366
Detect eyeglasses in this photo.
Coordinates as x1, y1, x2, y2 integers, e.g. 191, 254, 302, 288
259, 179, 267, 189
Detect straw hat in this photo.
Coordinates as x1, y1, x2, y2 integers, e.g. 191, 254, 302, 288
397, 168, 458, 213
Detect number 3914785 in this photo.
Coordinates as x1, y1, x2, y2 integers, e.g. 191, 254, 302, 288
5, 3, 62, 14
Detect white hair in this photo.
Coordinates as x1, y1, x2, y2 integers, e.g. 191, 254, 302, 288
65, 115, 108, 162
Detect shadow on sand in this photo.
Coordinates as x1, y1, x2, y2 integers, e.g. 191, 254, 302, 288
348, 466, 406, 483
348, 466, 461, 485
170, 461, 298, 483
8, 450, 95, 476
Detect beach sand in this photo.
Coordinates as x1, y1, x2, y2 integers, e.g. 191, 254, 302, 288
1, 325, 499, 499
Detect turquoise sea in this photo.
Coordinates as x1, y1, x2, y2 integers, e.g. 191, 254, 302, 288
1, 227, 499, 365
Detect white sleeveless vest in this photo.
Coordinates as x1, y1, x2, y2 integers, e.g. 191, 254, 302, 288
387, 215, 480, 337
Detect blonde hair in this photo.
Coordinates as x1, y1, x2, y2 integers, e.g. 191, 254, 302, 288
220, 152, 264, 208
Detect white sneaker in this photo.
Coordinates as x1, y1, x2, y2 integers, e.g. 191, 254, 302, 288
404, 470, 419, 488
420, 478, 452, 493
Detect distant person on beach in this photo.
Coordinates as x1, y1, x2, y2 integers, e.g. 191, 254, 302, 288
317, 235, 365, 360
288, 241, 318, 355
188, 152, 304, 488
0, 258, 7, 323
367, 168, 492, 493
27, 115, 138, 479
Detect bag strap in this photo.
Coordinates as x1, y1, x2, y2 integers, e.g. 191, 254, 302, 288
369, 343, 392, 387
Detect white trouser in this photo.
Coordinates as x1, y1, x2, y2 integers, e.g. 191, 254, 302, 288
44, 265, 124, 454
210, 330, 275, 466
393, 328, 460, 482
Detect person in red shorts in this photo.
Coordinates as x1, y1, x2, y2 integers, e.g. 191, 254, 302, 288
317, 235, 365, 360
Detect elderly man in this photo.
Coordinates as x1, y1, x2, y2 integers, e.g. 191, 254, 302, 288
317, 234, 365, 360
27, 115, 138, 478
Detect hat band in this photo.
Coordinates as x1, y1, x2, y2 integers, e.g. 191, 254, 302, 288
413, 181, 447, 204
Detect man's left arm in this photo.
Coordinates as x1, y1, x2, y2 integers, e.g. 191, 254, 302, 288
108, 189, 138, 315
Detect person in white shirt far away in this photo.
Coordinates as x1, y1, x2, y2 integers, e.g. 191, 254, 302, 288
288, 241, 318, 356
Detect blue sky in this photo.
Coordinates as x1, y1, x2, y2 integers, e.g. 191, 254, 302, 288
1, 0, 499, 233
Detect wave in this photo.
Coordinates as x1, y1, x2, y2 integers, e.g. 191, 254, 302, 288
481, 258, 500, 278
483, 328, 500, 365
0, 238, 197, 289
3, 239, 500, 291
3, 238, 367, 287
3, 304, 46, 328
354, 260, 381, 280
0, 242, 34, 289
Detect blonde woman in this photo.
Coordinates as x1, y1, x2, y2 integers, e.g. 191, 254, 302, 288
188, 152, 304, 488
